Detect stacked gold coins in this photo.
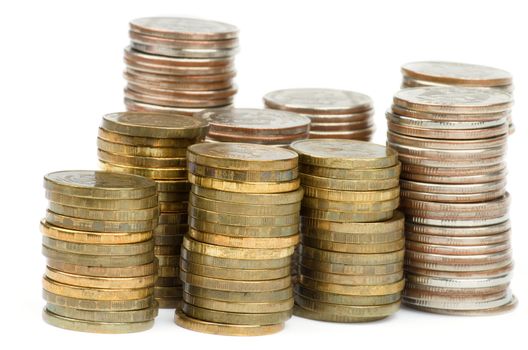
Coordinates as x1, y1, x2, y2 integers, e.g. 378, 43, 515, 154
386, 86, 516, 315
289, 139, 405, 322
175, 142, 302, 336
263, 88, 374, 140
97, 112, 208, 308
124, 17, 238, 116
41, 170, 159, 333
400, 61, 514, 133
198, 108, 311, 146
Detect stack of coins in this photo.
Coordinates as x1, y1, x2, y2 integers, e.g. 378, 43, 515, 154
124, 17, 239, 116
289, 139, 405, 322
263, 88, 374, 140
386, 86, 516, 315
198, 108, 311, 146
175, 143, 302, 336
400, 61, 514, 133
41, 170, 159, 333
98, 112, 208, 308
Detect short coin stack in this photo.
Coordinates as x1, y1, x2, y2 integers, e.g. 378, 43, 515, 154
400, 61, 514, 132
175, 143, 302, 336
41, 170, 159, 333
98, 112, 208, 308
290, 139, 405, 322
386, 86, 516, 315
263, 88, 374, 140
198, 108, 311, 146
124, 17, 239, 116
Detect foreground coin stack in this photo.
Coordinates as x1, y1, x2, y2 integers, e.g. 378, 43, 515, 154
290, 139, 405, 322
124, 17, 239, 115
386, 86, 516, 315
400, 61, 514, 132
198, 108, 310, 146
41, 171, 159, 333
263, 88, 374, 140
98, 112, 208, 308
175, 143, 301, 336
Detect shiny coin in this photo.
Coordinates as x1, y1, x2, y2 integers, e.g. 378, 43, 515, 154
301, 246, 404, 265
303, 185, 399, 202
188, 162, 299, 182
100, 160, 187, 180
46, 260, 158, 278
47, 202, 158, 222
299, 163, 401, 180
45, 191, 157, 210
188, 172, 300, 193
387, 120, 508, 140
191, 185, 303, 204
188, 229, 298, 249
98, 149, 187, 169
43, 277, 154, 300
302, 236, 404, 254
124, 88, 234, 107
98, 126, 200, 147
181, 247, 290, 269
300, 173, 399, 191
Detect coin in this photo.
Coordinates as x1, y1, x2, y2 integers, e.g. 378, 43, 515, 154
43, 289, 154, 311
293, 304, 385, 323
295, 294, 401, 318
42, 237, 154, 256
129, 17, 238, 40
46, 260, 158, 278
301, 246, 404, 265
300, 257, 403, 276
190, 193, 300, 215
302, 236, 405, 254
45, 191, 158, 210
299, 275, 405, 296
180, 258, 290, 281
181, 247, 290, 269
182, 302, 291, 325
189, 206, 299, 227
46, 302, 158, 323
47, 202, 158, 221
302, 196, 399, 213
302, 185, 399, 202
301, 211, 404, 233
299, 266, 403, 285
189, 218, 298, 238
301, 207, 393, 223
180, 269, 291, 292
300, 173, 399, 191
183, 292, 293, 313
295, 285, 401, 306
43, 245, 154, 267
188, 229, 299, 249
191, 185, 304, 204
100, 160, 188, 180
301, 226, 403, 245
98, 127, 199, 147
299, 163, 401, 180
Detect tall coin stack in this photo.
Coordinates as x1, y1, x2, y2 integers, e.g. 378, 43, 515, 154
124, 17, 239, 116
400, 61, 514, 133
263, 88, 374, 140
289, 139, 405, 322
98, 112, 208, 308
198, 108, 311, 146
175, 143, 302, 336
41, 171, 159, 333
386, 86, 516, 315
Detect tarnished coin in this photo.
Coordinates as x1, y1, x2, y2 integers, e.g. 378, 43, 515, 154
301, 207, 393, 223
302, 185, 399, 202
301, 236, 405, 254
130, 17, 239, 40
43, 289, 154, 311
183, 292, 293, 313
301, 246, 404, 265
293, 304, 386, 323
182, 302, 291, 325
184, 284, 293, 303
42, 237, 154, 256
206, 130, 309, 145
180, 269, 291, 292
46, 302, 158, 323
308, 128, 374, 140
180, 258, 290, 281
299, 265, 403, 285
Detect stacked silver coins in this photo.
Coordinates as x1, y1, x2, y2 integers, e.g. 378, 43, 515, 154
386, 86, 516, 315
41, 171, 159, 333
176, 143, 301, 336
400, 61, 514, 133
198, 108, 311, 146
263, 88, 374, 140
290, 139, 405, 322
124, 17, 239, 116
98, 112, 208, 308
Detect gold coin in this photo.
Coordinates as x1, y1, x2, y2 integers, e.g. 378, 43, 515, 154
46, 302, 158, 323
181, 247, 291, 269
154, 234, 184, 246
45, 191, 158, 210
302, 196, 399, 213
300, 173, 399, 191
189, 217, 298, 238
46, 260, 158, 278
158, 191, 189, 202
187, 143, 298, 171
158, 265, 180, 277
303, 185, 399, 202
191, 185, 304, 204
44, 170, 157, 200
154, 223, 189, 235
301, 246, 404, 265
182, 302, 291, 325
155, 245, 180, 255
301, 211, 404, 233
299, 266, 403, 285
295, 294, 400, 318
43, 277, 154, 300
301, 207, 394, 223
295, 284, 401, 306
183, 292, 293, 313
190, 192, 301, 215
43, 289, 154, 311
43, 308, 154, 333
301, 226, 403, 244
157, 297, 182, 309
189, 206, 299, 227
156, 276, 183, 287
157, 180, 191, 192
154, 286, 183, 298
102, 112, 208, 139
43, 246, 154, 267
293, 304, 380, 322
47, 202, 158, 221
180, 269, 291, 292
98, 127, 199, 148
301, 236, 405, 254
100, 160, 187, 180
174, 309, 284, 336
40, 220, 153, 245
299, 256, 403, 276
156, 254, 180, 267
98, 149, 187, 168
180, 258, 290, 281
97, 138, 187, 158
183, 284, 293, 303
159, 212, 188, 224
299, 275, 405, 296
188, 173, 300, 193
42, 236, 154, 256
188, 228, 299, 248
183, 236, 294, 260
299, 163, 401, 180
159, 201, 188, 212
189, 161, 299, 182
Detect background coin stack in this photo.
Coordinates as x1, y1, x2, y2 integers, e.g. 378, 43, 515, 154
400, 61, 514, 133
386, 86, 516, 315
175, 142, 301, 336
198, 108, 311, 146
263, 88, 375, 140
289, 139, 405, 322
124, 17, 239, 116
97, 112, 208, 308
41, 170, 159, 333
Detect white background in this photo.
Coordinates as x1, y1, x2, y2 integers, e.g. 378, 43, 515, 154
0, 0, 526, 349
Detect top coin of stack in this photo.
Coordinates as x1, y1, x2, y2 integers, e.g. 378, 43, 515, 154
41, 170, 159, 333
98, 111, 208, 308
289, 139, 405, 322
400, 61, 514, 133
386, 86, 516, 315
175, 143, 302, 336
198, 108, 311, 146
263, 88, 374, 140
124, 17, 239, 115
